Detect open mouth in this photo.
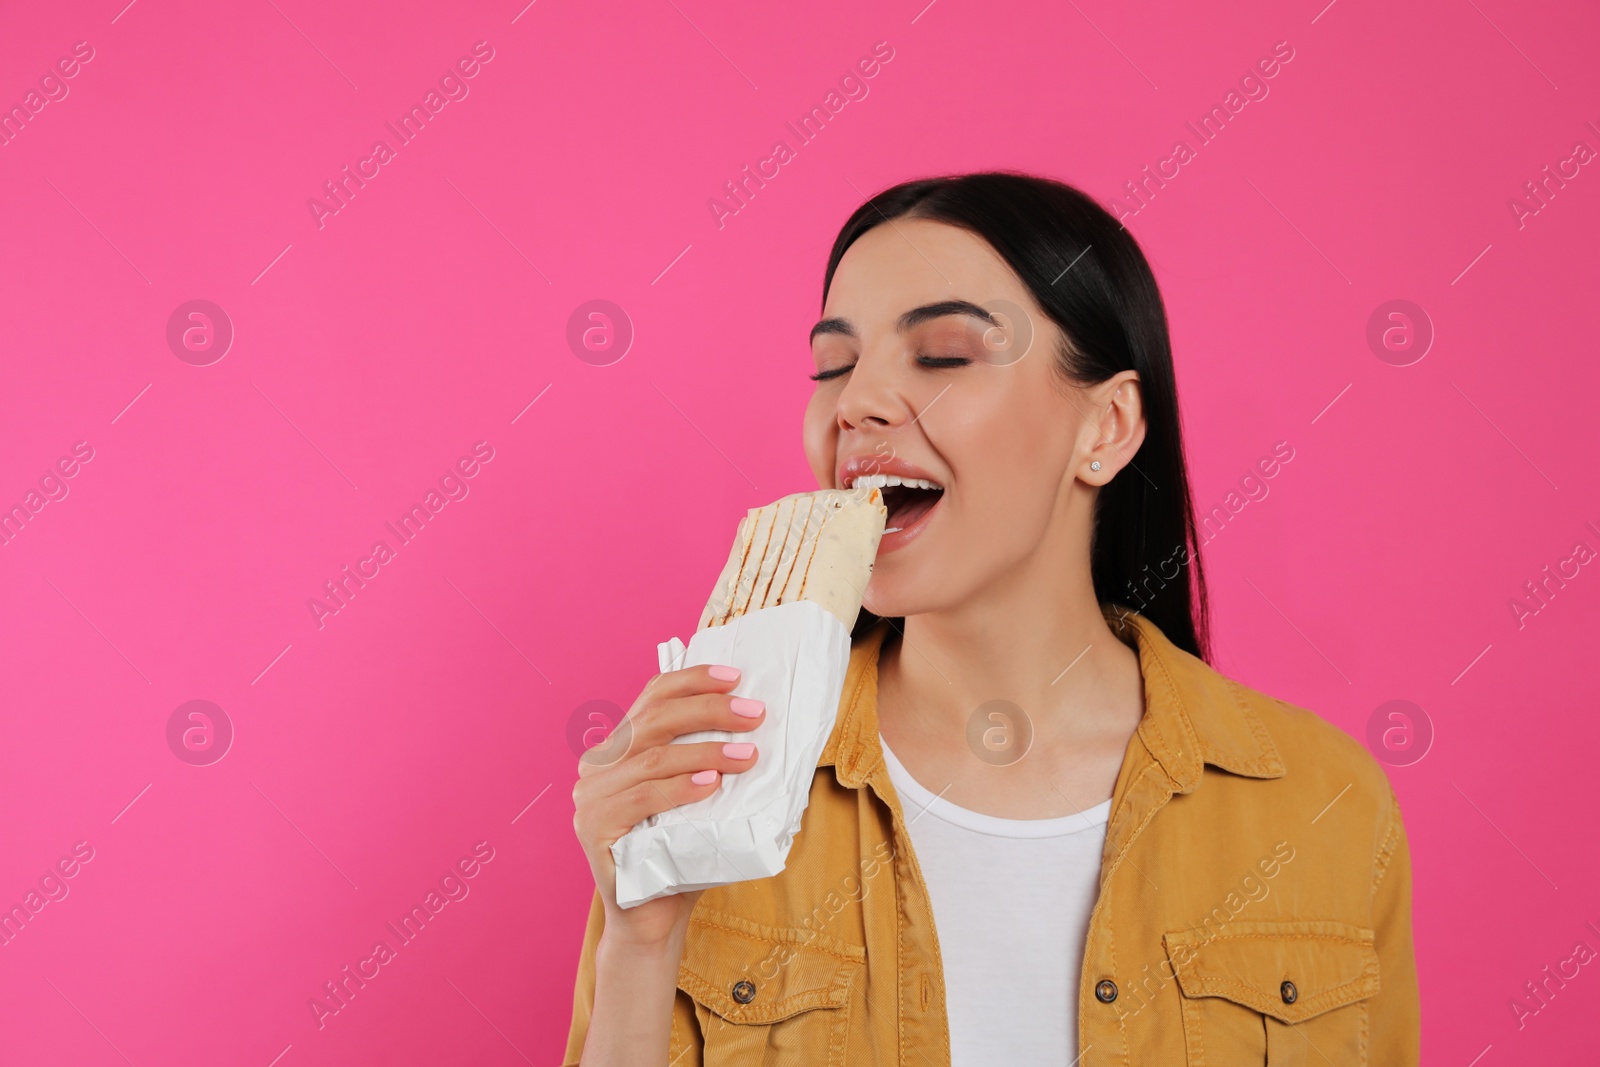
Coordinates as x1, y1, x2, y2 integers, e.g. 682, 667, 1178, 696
847, 473, 945, 534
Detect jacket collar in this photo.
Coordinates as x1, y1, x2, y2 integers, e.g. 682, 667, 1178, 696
819, 602, 1285, 793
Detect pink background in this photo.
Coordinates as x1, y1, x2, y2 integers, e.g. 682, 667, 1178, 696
2, 0, 1597, 1063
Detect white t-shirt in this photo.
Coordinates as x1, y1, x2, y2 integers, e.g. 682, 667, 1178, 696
879, 732, 1111, 1066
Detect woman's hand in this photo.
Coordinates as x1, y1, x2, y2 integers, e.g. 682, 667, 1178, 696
572, 662, 764, 949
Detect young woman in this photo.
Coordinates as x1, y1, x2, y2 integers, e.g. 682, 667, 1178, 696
564, 171, 1420, 1066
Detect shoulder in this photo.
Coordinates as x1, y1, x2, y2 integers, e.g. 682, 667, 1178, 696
1226, 675, 1406, 863
1249, 681, 1393, 800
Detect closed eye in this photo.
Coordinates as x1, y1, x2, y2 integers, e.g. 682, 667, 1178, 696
917, 354, 971, 369
809, 354, 972, 382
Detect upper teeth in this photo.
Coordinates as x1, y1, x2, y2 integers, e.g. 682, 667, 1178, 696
848, 474, 943, 491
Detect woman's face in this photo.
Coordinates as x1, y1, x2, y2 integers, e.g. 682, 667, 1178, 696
803, 217, 1140, 619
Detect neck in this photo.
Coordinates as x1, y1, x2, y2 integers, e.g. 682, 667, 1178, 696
877, 541, 1143, 747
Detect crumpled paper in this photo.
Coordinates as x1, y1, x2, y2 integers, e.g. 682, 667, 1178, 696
610, 599, 850, 909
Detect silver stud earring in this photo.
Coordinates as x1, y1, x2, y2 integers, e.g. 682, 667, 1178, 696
1090, 461, 1102, 471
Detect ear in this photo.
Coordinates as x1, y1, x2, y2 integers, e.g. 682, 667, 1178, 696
1079, 371, 1146, 484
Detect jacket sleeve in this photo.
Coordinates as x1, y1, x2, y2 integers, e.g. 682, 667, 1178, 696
1368, 785, 1421, 1066
561, 888, 606, 1067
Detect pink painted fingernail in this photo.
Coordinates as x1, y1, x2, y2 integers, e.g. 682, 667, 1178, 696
691, 769, 719, 785
709, 665, 740, 681
722, 742, 755, 760
730, 697, 765, 717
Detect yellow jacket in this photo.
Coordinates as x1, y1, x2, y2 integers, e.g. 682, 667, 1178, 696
563, 603, 1421, 1065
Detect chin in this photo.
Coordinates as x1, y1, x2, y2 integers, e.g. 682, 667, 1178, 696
861, 571, 952, 621
860, 580, 902, 620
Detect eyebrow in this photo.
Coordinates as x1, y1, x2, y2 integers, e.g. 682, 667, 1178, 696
809, 299, 999, 345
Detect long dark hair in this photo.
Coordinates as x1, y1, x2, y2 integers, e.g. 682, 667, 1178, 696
824, 170, 1212, 663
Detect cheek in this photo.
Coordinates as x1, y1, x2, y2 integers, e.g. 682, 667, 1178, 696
943, 382, 1051, 486
802, 392, 837, 486
940, 379, 1071, 527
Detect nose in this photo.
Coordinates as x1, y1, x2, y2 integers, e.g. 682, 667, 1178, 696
835, 348, 911, 433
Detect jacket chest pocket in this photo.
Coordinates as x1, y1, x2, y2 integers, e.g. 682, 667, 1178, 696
1164, 920, 1379, 1067
675, 908, 865, 1067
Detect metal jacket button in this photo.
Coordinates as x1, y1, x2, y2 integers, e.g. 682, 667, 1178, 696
1095, 979, 1118, 1003
1280, 980, 1298, 1004
732, 979, 757, 1004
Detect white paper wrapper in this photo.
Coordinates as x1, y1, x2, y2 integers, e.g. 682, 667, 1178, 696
610, 599, 850, 909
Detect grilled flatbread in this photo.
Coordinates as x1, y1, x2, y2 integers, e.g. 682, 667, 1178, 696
698, 487, 886, 633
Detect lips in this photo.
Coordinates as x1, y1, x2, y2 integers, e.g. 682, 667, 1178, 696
836, 459, 947, 550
